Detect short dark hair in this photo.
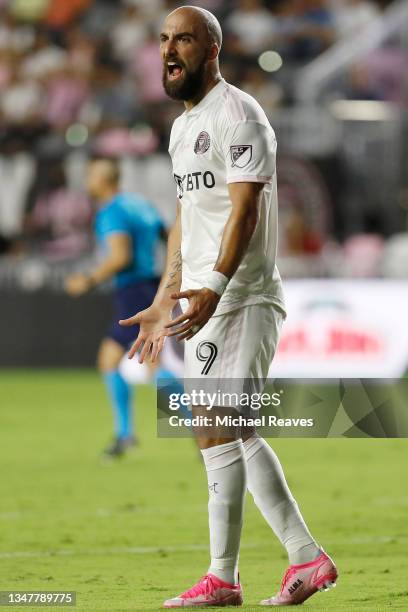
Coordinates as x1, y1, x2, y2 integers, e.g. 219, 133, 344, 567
89, 157, 120, 185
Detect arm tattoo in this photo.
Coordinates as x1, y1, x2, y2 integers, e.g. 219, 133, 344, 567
164, 248, 182, 289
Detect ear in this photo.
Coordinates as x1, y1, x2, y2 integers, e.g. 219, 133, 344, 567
208, 43, 219, 62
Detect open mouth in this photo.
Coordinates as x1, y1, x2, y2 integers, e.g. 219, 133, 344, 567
167, 61, 184, 80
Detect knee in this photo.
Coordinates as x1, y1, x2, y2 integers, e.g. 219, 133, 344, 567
192, 407, 241, 449
196, 435, 238, 450
241, 426, 257, 442
97, 339, 124, 373
97, 346, 109, 373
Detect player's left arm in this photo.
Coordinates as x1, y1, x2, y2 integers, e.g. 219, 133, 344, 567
65, 233, 131, 297
166, 182, 263, 340
215, 181, 263, 276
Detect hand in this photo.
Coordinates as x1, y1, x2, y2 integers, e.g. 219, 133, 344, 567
119, 303, 173, 363
165, 288, 220, 341
65, 273, 92, 297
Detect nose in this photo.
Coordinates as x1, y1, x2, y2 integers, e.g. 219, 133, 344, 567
162, 37, 177, 59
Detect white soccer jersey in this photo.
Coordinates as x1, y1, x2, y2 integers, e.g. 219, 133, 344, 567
168, 78, 285, 317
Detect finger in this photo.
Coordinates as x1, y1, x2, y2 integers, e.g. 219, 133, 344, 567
165, 310, 194, 328
128, 336, 144, 360
170, 290, 195, 300
150, 335, 165, 363
149, 336, 159, 362
180, 318, 208, 341
139, 339, 153, 363
158, 335, 166, 354
178, 329, 196, 342
150, 340, 159, 363
119, 312, 141, 326
167, 320, 197, 338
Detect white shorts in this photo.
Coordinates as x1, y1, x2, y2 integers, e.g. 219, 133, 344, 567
184, 304, 284, 405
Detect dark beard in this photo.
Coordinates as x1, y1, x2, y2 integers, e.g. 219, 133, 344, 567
162, 58, 206, 101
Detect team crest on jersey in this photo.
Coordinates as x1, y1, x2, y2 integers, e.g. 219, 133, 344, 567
230, 145, 252, 168
194, 131, 211, 154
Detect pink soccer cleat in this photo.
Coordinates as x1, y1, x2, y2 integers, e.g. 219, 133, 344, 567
260, 550, 338, 606
163, 573, 243, 608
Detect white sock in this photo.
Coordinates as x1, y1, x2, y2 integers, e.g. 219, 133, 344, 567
243, 435, 320, 565
201, 439, 246, 585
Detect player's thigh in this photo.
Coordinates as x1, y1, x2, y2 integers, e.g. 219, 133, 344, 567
184, 305, 283, 445
97, 337, 126, 372
247, 304, 284, 382
184, 307, 248, 379
184, 310, 248, 446
240, 305, 283, 440
184, 304, 283, 380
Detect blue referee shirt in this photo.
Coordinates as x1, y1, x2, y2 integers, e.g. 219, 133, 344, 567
94, 192, 163, 288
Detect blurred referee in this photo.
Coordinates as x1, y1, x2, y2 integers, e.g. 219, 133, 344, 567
65, 158, 164, 458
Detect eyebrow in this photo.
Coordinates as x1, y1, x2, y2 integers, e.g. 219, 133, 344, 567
160, 31, 196, 39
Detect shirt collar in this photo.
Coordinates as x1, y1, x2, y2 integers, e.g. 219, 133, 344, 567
184, 78, 226, 117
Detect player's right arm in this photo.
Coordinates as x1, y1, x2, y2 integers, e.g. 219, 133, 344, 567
152, 200, 182, 310
119, 202, 182, 363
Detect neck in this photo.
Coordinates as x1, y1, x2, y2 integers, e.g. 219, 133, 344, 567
184, 72, 222, 112
97, 187, 118, 206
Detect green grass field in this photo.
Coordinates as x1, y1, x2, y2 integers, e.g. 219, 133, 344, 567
1, 370, 407, 611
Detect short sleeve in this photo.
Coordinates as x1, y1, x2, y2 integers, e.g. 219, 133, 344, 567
223, 120, 276, 185
97, 206, 128, 240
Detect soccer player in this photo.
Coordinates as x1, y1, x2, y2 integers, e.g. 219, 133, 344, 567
120, 6, 338, 606
65, 158, 167, 458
